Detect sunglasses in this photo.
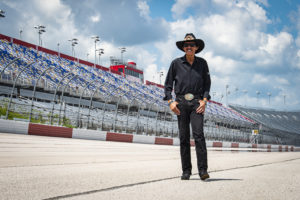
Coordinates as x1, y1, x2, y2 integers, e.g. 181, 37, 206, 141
183, 43, 196, 47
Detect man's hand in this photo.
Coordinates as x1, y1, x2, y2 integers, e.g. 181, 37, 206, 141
196, 100, 206, 114
170, 101, 180, 115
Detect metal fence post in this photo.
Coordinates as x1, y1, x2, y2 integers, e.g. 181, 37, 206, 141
29, 65, 55, 122
56, 74, 79, 125
76, 80, 95, 127
145, 103, 153, 135
100, 98, 108, 131
0, 57, 20, 78
112, 88, 133, 132
100, 84, 127, 131
87, 80, 108, 128
5, 62, 34, 119
124, 93, 140, 133
155, 107, 160, 136
135, 104, 141, 134
125, 100, 132, 133
171, 114, 175, 138
162, 107, 167, 136
113, 97, 122, 132
49, 72, 73, 124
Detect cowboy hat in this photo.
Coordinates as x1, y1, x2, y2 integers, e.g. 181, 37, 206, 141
176, 33, 205, 54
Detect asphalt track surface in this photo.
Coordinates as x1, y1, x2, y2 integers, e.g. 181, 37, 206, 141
0, 133, 299, 200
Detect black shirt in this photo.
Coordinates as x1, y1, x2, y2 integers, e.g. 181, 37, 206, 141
163, 55, 211, 101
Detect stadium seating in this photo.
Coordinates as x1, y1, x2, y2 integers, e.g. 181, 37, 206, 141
230, 105, 300, 144
230, 105, 300, 134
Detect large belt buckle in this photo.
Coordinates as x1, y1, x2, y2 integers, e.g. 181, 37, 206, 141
184, 93, 194, 101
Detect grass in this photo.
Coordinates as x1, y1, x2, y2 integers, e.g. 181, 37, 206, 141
0, 104, 75, 128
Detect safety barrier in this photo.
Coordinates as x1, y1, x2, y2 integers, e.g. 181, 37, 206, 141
0, 118, 28, 134
28, 123, 72, 138
0, 119, 298, 152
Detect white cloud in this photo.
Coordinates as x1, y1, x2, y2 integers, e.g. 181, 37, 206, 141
212, 0, 234, 8
252, 74, 269, 84
199, 3, 270, 56
236, 1, 270, 24
201, 13, 245, 53
171, 0, 202, 18
137, 0, 150, 20
144, 64, 159, 83
203, 52, 239, 75
275, 77, 289, 85
3, 0, 79, 50
90, 14, 101, 23
33, 0, 70, 19
259, 32, 293, 55
251, 74, 290, 86
247, 31, 293, 66
135, 48, 156, 69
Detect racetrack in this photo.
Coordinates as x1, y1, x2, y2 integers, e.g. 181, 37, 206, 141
0, 133, 299, 200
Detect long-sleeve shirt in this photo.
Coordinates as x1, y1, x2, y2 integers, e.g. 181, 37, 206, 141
163, 55, 211, 101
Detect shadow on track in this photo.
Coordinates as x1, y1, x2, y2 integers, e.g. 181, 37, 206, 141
189, 178, 243, 182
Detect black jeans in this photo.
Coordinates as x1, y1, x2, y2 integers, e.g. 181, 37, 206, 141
176, 98, 208, 174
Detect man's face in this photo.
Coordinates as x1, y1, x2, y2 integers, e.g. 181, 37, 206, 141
183, 42, 198, 56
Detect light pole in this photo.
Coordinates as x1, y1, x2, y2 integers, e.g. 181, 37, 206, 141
119, 47, 126, 63
68, 38, 78, 57
235, 87, 239, 99
0, 10, 5, 18
227, 90, 231, 105
283, 94, 286, 105
96, 48, 104, 65
158, 71, 164, 85
91, 36, 100, 67
256, 91, 260, 106
34, 25, 46, 46
87, 53, 89, 61
267, 92, 272, 105
57, 43, 60, 57
220, 94, 224, 103
225, 84, 229, 105
19, 29, 23, 39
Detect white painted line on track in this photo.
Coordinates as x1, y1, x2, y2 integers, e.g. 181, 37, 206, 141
42, 158, 300, 200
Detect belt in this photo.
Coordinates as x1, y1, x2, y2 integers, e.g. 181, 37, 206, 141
177, 93, 202, 101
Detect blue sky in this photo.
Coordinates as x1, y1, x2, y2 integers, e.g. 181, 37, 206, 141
148, 0, 174, 20
0, 0, 300, 111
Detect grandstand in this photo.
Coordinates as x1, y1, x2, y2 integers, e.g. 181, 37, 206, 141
230, 105, 300, 145
1, 33, 299, 145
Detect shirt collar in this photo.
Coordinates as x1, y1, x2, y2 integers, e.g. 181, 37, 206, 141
180, 55, 198, 64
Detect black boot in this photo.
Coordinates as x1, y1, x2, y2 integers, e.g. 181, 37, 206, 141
199, 170, 209, 180
181, 172, 191, 180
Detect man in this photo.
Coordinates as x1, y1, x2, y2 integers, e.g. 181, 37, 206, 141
163, 33, 211, 181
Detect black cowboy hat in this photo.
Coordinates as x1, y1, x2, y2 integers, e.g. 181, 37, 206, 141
176, 33, 205, 54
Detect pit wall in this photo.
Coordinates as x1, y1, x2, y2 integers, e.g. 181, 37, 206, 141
0, 119, 298, 152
